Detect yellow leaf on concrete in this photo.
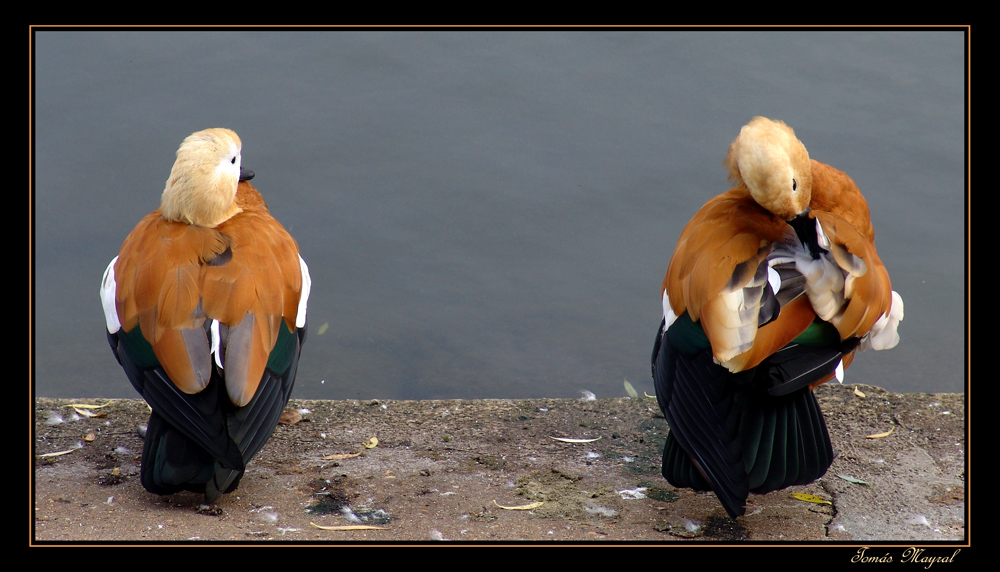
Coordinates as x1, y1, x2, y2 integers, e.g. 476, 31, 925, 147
790, 492, 832, 505
68, 402, 112, 409
866, 425, 895, 439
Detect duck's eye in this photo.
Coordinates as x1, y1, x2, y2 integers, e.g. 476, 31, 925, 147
231, 156, 237, 165
792, 178, 797, 191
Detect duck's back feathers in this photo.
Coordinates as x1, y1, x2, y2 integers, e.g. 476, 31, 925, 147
113, 215, 229, 394
113, 181, 305, 407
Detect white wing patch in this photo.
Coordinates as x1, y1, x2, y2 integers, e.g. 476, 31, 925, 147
211, 319, 223, 369
662, 289, 678, 332
767, 265, 781, 297
297, 254, 311, 329
795, 221, 847, 322
860, 290, 905, 351
100, 257, 121, 333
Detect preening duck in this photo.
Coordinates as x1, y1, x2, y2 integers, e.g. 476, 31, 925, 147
651, 117, 903, 518
101, 128, 311, 502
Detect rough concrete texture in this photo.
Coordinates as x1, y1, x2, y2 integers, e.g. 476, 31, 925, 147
33, 383, 965, 544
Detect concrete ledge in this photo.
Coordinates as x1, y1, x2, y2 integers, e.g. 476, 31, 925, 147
33, 383, 965, 543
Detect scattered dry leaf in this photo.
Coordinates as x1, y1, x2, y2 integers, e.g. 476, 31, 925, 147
623, 379, 638, 398
68, 402, 111, 410
494, 500, 544, 510
866, 425, 895, 439
854, 386, 866, 398
550, 436, 601, 443
363, 437, 379, 449
73, 407, 107, 418
322, 452, 363, 460
36, 449, 77, 458
83, 431, 96, 442
310, 522, 387, 531
278, 409, 302, 425
837, 474, 869, 485
790, 492, 832, 505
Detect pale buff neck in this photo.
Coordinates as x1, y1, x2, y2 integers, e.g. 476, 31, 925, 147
160, 165, 242, 227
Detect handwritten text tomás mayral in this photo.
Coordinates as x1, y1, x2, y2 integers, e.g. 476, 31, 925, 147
852, 547, 962, 568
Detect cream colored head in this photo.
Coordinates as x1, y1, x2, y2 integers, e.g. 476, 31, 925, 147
724, 117, 812, 220
160, 128, 244, 227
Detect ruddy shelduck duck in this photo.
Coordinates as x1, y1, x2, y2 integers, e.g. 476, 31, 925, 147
651, 117, 903, 518
101, 128, 311, 502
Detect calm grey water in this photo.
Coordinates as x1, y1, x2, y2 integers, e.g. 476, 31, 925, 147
33, 30, 966, 400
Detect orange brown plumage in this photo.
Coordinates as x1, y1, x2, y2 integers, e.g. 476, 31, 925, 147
652, 117, 902, 517
102, 128, 310, 502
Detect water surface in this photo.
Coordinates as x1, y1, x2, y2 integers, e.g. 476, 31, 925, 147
33, 30, 966, 400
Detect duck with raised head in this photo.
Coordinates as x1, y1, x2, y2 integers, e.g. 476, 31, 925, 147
101, 128, 311, 502
651, 117, 903, 518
